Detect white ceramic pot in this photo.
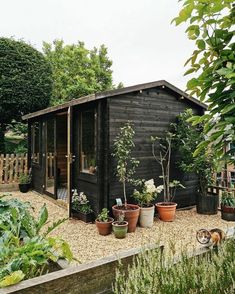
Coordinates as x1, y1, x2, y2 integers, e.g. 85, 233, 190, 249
139, 205, 155, 228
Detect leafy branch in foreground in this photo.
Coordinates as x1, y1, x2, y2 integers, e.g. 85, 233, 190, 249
172, 1, 235, 164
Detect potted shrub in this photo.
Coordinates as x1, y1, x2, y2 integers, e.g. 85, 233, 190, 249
18, 172, 32, 193
151, 133, 185, 221
221, 190, 235, 221
173, 109, 219, 215
112, 121, 140, 233
133, 179, 163, 227
95, 208, 114, 235
112, 212, 128, 239
71, 190, 94, 223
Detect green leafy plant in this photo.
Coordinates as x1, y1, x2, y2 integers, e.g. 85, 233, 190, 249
172, 1, 235, 164
71, 191, 93, 214
18, 173, 32, 185
112, 121, 140, 207
221, 191, 235, 208
113, 239, 235, 293
97, 208, 110, 222
133, 179, 163, 207
0, 195, 72, 288
172, 109, 216, 197
151, 133, 185, 202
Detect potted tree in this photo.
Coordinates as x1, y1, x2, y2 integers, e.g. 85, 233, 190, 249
173, 109, 219, 215
71, 190, 95, 223
133, 179, 163, 227
18, 172, 32, 193
112, 121, 140, 233
112, 211, 128, 239
151, 133, 184, 221
95, 208, 114, 235
221, 190, 235, 221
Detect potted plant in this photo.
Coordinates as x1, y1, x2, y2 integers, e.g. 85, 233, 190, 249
133, 179, 163, 227
112, 211, 128, 239
95, 208, 114, 235
172, 109, 219, 215
71, 190, 94, 223
221, 190, 235, 221
151, 133, 185, 221
18, 172, 32, 193
112, 121, 140, 233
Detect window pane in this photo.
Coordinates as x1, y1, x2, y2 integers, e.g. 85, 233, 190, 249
31, 122, 40, 163
81, 109, 96, 174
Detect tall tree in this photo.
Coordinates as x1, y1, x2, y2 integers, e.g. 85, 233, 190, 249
173, 1, 235, 163
42, 40, 114, 105
0, 38, 52, 153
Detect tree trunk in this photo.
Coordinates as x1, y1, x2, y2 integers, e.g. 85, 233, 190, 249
0, 124, 6, 154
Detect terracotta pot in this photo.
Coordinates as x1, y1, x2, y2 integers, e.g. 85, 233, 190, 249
95, 217, 114, 236
112, 221, 128, 239
221, 205, 235, 221
112, 204, 140, 233
139, 205, 155, 228
155, 202, 177, 222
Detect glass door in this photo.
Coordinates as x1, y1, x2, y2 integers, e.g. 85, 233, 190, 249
45, 118, 56, 198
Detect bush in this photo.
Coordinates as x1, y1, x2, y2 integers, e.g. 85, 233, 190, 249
113, 239, 235, 293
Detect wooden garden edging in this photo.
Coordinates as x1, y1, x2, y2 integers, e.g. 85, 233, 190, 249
2, 228, 234, 294
0, 154, 28, 184
1, 243, 163, 294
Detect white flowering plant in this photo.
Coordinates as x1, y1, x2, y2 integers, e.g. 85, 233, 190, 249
72, 191, 93, 213
133, 179, 163, 207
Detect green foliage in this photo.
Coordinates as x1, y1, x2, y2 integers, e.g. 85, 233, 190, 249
18, 173, 32, 184
97, 208, 110, 222
151, 133, 185, 202
113, 239, 235, 293
42, 39, 114, 105
173, 109, 216, 196
112, 122, 140, 206
0, 38, 52, 153
71, 191, 93, 214
221, 190, 235, 207
0, 195, 72, 287
172, 1, 235, 164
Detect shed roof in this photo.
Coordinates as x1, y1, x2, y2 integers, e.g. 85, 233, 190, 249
22, 80, 207, 120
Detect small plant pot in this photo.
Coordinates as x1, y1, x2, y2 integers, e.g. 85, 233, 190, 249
221, 205, 235, 221
19, 183, 31, 193
112, 221, 128, 239
155, 202, 177, 222
112, 204, 140, 233
95, 217, 114, 236
139, 205, 155, 228
71, 209, 95, 223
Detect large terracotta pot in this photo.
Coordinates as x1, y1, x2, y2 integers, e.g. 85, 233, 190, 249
139, 205, 155, 228
112, 204, 140, 233
95, 217, 114, 236
155, 202, 177, 222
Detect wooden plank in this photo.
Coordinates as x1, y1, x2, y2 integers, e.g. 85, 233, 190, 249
0, 154, 4, 183
4, 154, 9, 183
9, 154, 14, 183
14, 154, 19, 181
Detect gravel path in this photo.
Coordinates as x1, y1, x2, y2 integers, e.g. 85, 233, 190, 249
5, 191, 235, 264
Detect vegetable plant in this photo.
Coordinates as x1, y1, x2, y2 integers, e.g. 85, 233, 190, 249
221, 191, 235, 208
0, 194, 73, 288
97, 208, 110, 222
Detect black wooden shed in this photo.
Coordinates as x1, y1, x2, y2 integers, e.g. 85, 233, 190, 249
23, 80, 206, 216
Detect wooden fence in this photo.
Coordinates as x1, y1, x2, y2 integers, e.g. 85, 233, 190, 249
0, 154, 28, 184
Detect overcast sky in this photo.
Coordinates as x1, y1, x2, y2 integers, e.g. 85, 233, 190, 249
1, 0, 195, 90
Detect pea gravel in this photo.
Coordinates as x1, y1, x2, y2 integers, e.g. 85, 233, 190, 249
6, 191, 235, 264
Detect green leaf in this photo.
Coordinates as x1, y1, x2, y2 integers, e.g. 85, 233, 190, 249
196, 40, 206, 50
221, 104, 235, 114
36, 204, 48, 233
0, 271, 25, 288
